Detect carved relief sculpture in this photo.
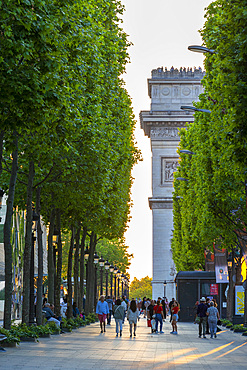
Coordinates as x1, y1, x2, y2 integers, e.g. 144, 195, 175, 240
162, 159, 178, 183
150, 127, 179, 139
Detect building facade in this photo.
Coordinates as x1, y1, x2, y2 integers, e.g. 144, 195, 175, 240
140, 67, 205, 300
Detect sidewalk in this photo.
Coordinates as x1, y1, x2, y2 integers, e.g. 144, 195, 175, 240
0, 317, 246, 369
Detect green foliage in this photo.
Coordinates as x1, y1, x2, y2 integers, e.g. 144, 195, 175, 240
86, 313, 97, 322
0, 0, 140, 327
46, 321, 61, 334
172, 0, 247, 270
0, 328, 20, 344
130, 276, 152, 299
10, 323, 38, 338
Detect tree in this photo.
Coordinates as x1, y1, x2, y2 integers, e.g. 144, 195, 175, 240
130, 277, 152, 299
172, 0, 247, 274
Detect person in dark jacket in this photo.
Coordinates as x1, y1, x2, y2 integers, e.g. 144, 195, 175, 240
195, 297, 208, 338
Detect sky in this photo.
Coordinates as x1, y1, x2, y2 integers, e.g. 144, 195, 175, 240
121, 0, 212, 281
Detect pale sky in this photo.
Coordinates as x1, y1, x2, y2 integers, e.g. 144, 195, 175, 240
122, 0, 212, 281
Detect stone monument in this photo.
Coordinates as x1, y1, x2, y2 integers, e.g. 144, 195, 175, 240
140, 66, 205, 300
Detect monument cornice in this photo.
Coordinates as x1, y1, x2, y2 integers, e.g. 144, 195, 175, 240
149, 197, 173, 210
140, 110, 194, 137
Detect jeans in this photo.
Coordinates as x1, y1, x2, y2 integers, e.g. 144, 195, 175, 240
115, 318, 122, 333
47, 317, 60, 328
199, 317, 207, 336
208, 319, 217, 337
155, 313, 163, 332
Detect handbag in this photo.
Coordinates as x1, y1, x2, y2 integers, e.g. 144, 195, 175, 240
217, 319, 222, 325
147, 319, 152, 327
195, 316, 200, 324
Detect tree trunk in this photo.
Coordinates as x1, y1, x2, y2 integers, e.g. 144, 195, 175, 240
54, 209, 62, 316
78, 227, 87, 313
48, 208, 56, 305
3, 135, 18, 329
22, 160, 35, 324
67, 226, 75, 318
35, 186, 43, 326
85, 232, 97, 315
73, 226, 81, 306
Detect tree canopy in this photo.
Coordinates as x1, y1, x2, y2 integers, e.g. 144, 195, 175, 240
130, 276, 152, 300
172, 0, 247, 271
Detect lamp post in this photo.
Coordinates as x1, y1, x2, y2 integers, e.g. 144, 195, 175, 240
104, 260, 110, 297
113, 266, 118, 298
117, 270, 121, 297
109, 264, 114, 298
163, 280, 167, 298
121, 273, 125, 296
29, 210, 39, 326
126, 278, 129, 300
99, 256, 105, 296
83, 245, 89, 306
94, 252, 99, 308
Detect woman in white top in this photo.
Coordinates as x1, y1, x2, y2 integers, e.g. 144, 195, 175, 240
127, 300, 139, 337
206, 301, 220, 338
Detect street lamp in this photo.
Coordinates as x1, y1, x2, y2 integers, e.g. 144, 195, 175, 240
99, 256, 105, 296
163, 280, 167, 298
188, 45, 215, 54
109, 264, 114, 297
104, 260, 110, 297
117, 270, 121, 297
180, 106, 211, 114
121, 273, 125, 296
180, 150, 195, 155
94, 252, 99, 308
29, 210, 39, 326
113, 266, 118, 298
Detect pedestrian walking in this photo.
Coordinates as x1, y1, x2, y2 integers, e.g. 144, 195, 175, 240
96, 295, 109, 333
170, 300, 179, 335
121, 296, 127, 323
206, 298, 210, 334
169, 298, 175, 322
106, 296, 113, 325
161, 298, 167, 319
195, 297, 208, 338
142, 297, 146, 317
147, 300, 155, 332
153, 299, 165, 333
127, 299, 139, 337
206, 301, 220, 338
113, 298, 125, 337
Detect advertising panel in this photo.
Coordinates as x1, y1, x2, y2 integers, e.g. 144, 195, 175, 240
235, 285, 245, 315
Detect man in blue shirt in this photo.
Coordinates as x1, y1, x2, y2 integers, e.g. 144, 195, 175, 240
96, 296, 109, 333
195, 297, 208, 338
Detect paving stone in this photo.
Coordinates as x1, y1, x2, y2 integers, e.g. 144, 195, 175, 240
1, 318, 247, 369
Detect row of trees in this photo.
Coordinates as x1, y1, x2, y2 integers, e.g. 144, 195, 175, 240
0, 0, 140, 329
172, 0, 247, 272
130, 276, 152, 300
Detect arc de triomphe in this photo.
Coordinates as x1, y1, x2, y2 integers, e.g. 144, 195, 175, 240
140, 67, 205, 300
